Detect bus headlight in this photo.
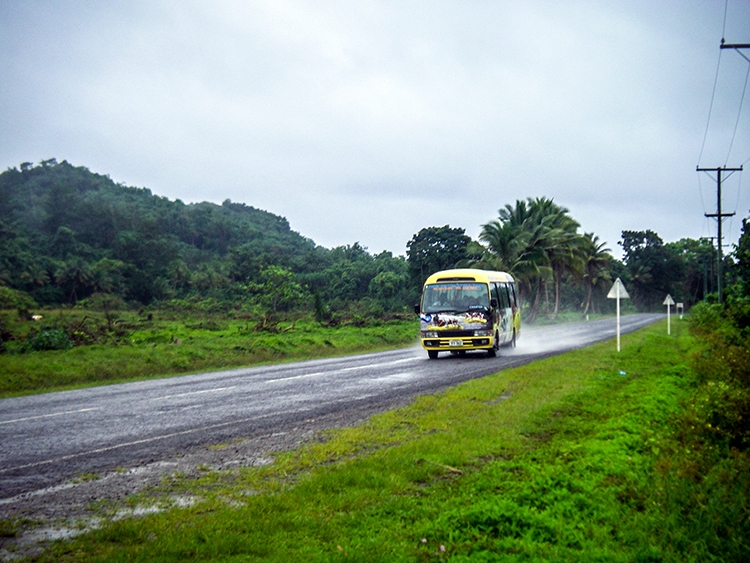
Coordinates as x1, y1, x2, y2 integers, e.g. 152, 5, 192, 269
422, 331, 439, 338
473, 329, 492, 336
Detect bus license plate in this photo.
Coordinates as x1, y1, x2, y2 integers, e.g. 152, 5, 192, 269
449, 339, 463, 347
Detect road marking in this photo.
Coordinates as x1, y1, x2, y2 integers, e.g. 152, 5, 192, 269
266, 357, 418, 383
0, 408, 102, 426
150, 386, 237, 401
370, 371, 417, 382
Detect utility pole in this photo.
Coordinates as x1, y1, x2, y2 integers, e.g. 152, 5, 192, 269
720, 40, 750, 63
695, 41, 748, 303
697, 166, 742, 303
700, 236, 717, 297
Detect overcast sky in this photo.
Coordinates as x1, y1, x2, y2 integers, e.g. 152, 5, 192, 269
1, 1, 749, 259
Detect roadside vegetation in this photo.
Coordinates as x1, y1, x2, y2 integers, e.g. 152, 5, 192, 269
23, 318, 749, 562
0, 308, 417, 397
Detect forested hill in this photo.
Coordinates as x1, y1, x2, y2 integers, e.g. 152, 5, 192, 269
0, 160, 314, 255
0, 160, 412, 310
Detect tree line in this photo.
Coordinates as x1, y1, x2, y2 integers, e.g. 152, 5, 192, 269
0, 160, 735, 322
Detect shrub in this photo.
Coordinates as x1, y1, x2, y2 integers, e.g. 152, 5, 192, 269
0, 287, 38, 312
25, 329, 73, 351
688, 298, 750, 451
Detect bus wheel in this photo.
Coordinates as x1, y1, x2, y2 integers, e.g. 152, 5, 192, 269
487, 332, 499, 357
428, 350, 439, 359
510, 330, 516, 348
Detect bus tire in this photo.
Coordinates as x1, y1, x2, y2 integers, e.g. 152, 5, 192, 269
487, 331, 499, 357
510, 330, 516, 348
428, 350, 439, 359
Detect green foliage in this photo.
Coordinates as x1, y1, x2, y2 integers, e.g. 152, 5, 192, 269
619, 229, 689, 310
25, 328, 72, 351
0, 286, 37, 311
686, 298, 750, 450
735, 219, 750, 296
0, 160, 414, 316
406, 225, 470, 290
472, 197, 593, 322
0, 309, 417, 395
252, 265, 306, 313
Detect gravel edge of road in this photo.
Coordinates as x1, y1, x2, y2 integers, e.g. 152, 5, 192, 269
0, 393, 420, 561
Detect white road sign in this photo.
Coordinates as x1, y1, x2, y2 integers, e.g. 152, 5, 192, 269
607, 278, 630, 299
607, 278, 629, 352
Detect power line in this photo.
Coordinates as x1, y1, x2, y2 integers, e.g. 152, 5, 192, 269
725, 61, 749, 166
697, 50, 724, 167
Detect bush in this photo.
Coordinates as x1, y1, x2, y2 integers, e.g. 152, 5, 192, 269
25, 329, 73, 351
0, 287, 38, 311
688, 300, 750, 451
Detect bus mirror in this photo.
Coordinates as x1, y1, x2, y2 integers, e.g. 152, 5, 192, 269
414, 304, 420, 314
490, 299, 498, 309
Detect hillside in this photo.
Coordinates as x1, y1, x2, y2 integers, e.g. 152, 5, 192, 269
0, 160, 411, 310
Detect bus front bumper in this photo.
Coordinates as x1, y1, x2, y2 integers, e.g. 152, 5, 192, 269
420, 337, 493, 351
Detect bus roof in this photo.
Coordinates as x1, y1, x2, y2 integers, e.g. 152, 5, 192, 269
423, 268, 515, 285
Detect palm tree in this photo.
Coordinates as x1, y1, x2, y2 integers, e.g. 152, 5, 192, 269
527, 198, 583, 320
55, 258, 93, 304
474, 197, 588, 322
21, 263, 50, 290
580, 233, 612, 316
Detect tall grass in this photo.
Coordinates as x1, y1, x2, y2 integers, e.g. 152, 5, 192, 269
0, 311, 418, 397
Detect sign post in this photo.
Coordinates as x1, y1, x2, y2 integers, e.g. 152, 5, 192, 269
607, 278, 630, 352
664, 294, 675, 335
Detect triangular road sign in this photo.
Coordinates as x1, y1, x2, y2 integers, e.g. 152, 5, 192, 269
663, 294, 675, 306
607, 278, 630, 299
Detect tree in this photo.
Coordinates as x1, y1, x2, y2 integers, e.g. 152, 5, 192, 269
473, 197, 586, 322
527, 197, 583, 319
580, 233, 612, 316
735, 219, 750, 297
54, 257, 93, 304
619, 230, 684, 310
406, 226, 470, 291
255, 265, 305, 314
667, 238, 716, 305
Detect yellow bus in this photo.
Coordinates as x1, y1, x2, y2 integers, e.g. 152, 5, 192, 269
415, 268, 520, 359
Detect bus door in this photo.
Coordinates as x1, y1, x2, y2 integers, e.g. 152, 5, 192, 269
492, 282, 512, 345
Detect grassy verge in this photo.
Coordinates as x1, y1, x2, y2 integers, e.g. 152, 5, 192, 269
27, 319, 748, 562
0, 310, 418, 397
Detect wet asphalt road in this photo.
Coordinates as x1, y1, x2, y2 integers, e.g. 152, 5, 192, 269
0, 314, 662, 498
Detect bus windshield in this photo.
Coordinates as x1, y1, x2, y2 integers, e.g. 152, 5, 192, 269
422, 282, 490, 313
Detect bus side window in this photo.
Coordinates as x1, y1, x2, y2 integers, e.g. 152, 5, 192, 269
491, 282, 501, 306
501, 283, 511, 309
510, 283, 518, 309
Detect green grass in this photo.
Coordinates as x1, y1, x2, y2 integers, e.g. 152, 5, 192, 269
27, 319, 747, 562
0, 310, 418, 397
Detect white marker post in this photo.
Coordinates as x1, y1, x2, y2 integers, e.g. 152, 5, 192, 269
607, 278, 630, 352
664, 294, 675, 335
